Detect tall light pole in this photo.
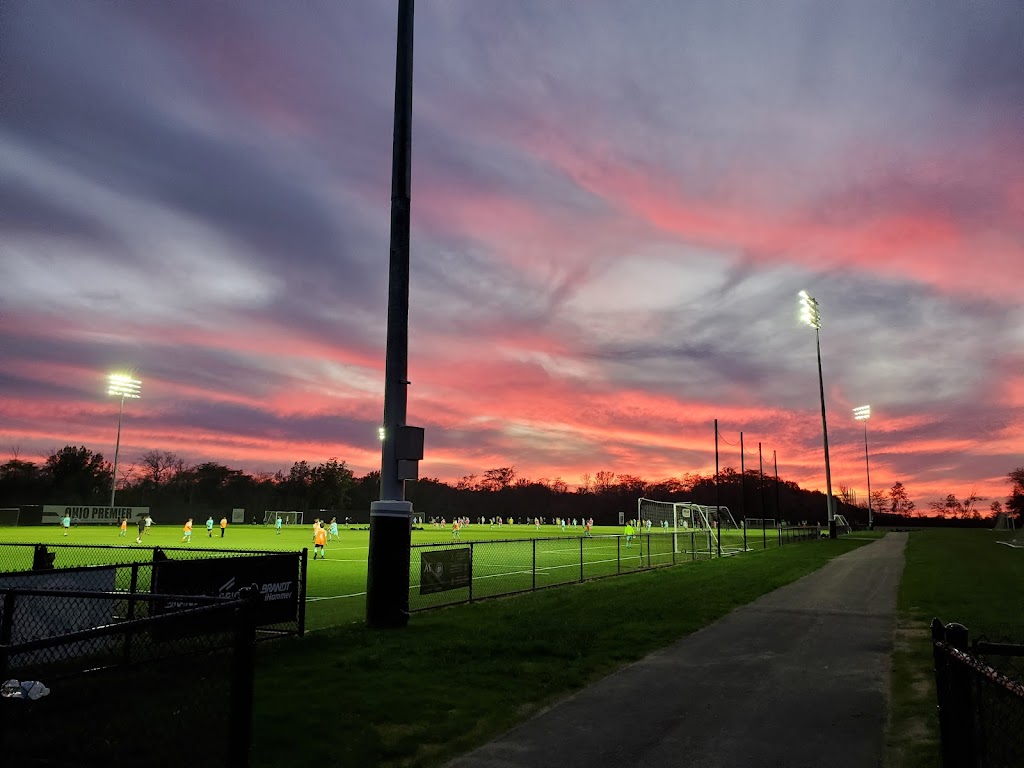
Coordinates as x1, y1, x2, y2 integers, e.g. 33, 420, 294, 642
367, 0, 423, 630
798, 290, 835, 537
107, 373, 141, 509
854, 405, 873, 530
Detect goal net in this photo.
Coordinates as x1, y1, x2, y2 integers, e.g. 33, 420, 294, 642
744, 518, 776, 529
993, 513, 1015, 531
264, 510, 302, 525
834, 514, 852, 535
637, 499, 745, 555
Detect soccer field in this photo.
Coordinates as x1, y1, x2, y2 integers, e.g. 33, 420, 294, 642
0, 521, 771, 630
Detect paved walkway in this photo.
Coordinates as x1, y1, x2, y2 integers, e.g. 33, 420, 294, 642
448, 533, 907, 768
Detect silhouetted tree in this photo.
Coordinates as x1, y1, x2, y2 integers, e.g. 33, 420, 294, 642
43, 445, 110, 504
1007, 468, 1024, 522
889, 482, 916, 516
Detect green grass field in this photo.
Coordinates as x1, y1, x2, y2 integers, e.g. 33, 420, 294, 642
0, 520, 789, 631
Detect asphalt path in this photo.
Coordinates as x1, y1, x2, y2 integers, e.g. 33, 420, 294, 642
447, 533, 907, 768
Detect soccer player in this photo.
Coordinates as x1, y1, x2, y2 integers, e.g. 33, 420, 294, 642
136, 516, 146, 544
181, 518, 193, 543
452, 519, 461, 540
145, 515, 153, 536
329, 517, 339, 541
276, 516, 283, 535
219, 516, 227, 538
584, 518, 593, 537
623, 520, 635, 547
61, 512, 71, 536
313, 523, 327, 559
205, 516, 214, 537
119, 517, 127, 538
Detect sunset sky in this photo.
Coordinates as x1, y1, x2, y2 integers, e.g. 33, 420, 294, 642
2, 1, 1022, 510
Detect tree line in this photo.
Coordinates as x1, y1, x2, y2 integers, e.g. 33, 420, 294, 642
1, 445, 1021, 528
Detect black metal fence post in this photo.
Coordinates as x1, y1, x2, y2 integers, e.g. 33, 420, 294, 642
228, 588, 260, 768
579, 537, 584, 582
932, 619, 974, 768
468, 542, 474, 603
617, 536, 621, 575
123, 562, 140, 664
298, 548, 308, 636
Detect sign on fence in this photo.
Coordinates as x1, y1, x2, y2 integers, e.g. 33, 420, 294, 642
150, 551, 300, 624
42, 505, 149, 525
419, 548, 472, 595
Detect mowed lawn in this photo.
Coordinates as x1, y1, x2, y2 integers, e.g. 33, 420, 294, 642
0, 520, 771, 631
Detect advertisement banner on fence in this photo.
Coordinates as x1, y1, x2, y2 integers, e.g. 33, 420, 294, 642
150, 551, 300, 625
419, 548, 472, 595
42, 505, 150, 525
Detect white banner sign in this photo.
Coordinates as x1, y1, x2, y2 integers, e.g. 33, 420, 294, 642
42, 505, 150, 525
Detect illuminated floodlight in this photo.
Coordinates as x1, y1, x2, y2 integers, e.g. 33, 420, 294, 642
108, 374, 142, 399
378, 426, 387, 441
853, 405, 871, 421
108, 373, 141, 509
798, 291, 821, 330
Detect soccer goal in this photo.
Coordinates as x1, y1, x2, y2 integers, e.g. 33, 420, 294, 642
637, 498, 745, 555
993, 513, 1016, 531
744, 518, 776, 529
834, 514, 852, 535
264, 510, 302, 525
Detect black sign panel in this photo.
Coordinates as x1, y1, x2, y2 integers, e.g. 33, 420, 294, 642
419, 548, 472, 595
151, 552, 299, 625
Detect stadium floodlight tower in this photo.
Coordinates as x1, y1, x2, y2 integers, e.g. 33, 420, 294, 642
798, 290, 836, 538
853, 405, 873, 530
107, 373, 141, 510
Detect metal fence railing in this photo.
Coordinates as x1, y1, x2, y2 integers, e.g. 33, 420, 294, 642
0, 587, 261, 768
0, 543, 307, 638
931, 619, 1024, 768
409, 528, 821, 612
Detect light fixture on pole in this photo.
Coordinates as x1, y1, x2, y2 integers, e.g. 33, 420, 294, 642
107, 373, 141, 509
798, 290, 836, 537
853, 405, 873, 530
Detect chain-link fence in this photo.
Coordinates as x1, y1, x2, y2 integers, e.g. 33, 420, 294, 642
409, 528, 820, 612
1, 588, 260, 768
0, 543, 306, 638
932, 619, 1024, 768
